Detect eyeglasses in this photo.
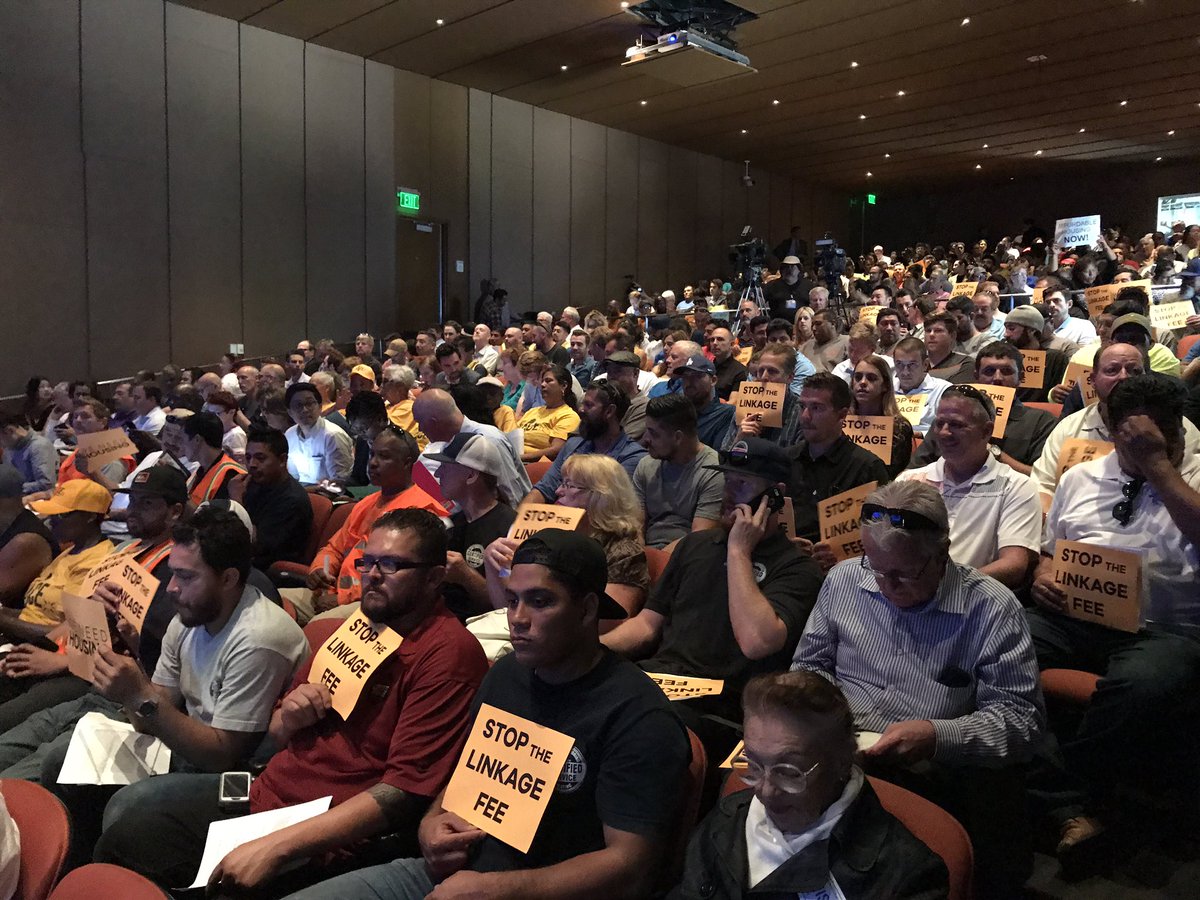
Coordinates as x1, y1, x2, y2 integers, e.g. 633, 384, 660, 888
559, 480, 591, 493
860, 553, 935, 587
1111, 477, 1145, 527
353, 555, 437, 575
731, 756, 819, 794
860, 503, 942, 531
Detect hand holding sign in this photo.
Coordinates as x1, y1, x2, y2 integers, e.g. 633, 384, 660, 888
62, 593, 113, 683
819, 482, 878, 563
278, 682, 333, 738
1050, 541, 1141, 632
74, 430, 137, 473
733, 382, 785, 428
419, 811, 486, 880
305, 610, 404, 719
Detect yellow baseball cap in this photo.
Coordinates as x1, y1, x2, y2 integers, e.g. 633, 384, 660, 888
350, 364, 377, 386
28, 480, 113, 516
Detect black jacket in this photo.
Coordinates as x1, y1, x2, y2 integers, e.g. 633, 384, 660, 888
667, 784, 948, 900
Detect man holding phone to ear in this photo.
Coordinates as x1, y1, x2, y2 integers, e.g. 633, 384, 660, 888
603, 437, 821, 761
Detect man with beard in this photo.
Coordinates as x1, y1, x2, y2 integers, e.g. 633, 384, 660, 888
95, 509, 487, 896
524, 382, 645, 503
605, 437, 821, 762
763, 255, 814, 322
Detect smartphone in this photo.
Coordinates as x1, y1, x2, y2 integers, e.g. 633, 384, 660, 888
218, 771, 253, 810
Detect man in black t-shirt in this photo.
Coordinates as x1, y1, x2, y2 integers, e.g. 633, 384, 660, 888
287, 529, 690, 900
228, 426, 313, 571
427, 433, 516, 619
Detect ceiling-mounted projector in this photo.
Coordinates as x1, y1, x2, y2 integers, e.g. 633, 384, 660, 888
621, 1, 758, 86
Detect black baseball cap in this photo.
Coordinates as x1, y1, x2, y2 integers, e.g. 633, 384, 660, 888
117, 465, 189, 505
511, 529, 627, 619
703, 437, 791, 485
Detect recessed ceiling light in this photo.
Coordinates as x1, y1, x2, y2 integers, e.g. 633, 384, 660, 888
1119, 100, 1128, 106
884, 153, 891, 158
866, 172, 873, 177
982, 143, 989, 149
897, 90, 906, 97
741, 129, 748, 134
850, 61, 859, 68
859, 114, 867, 120
975, 164, 982, 169
1026, 54, 1047, 63
1156, 156, 1163, 162
560, 65, 568, 71
435, 18, 444, 25
1035, 150, 1043, 156
1079, 127, 1086, 133
639, 100, 647, 106
961, 17, 970, 25
772, 99, 780, 106
1168, 129, 1175, 135
620, 1, 630, 7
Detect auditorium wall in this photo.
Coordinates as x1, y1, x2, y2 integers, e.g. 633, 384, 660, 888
0, 0, 849, 397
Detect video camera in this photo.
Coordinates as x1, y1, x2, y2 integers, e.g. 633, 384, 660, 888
814, 232, 846, 298
729, 226, 767, 287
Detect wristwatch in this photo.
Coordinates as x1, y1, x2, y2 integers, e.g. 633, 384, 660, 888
133, 696, 159, 721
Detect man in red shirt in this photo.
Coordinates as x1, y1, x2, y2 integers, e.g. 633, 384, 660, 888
94, 508, 488, 893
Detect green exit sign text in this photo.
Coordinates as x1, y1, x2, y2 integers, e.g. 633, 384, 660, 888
867, 193, 876, 205
396, 187, 421, 214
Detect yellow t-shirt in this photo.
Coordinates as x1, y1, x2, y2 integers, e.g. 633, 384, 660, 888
21, 540, 116, 627
493, 405, 517, 433
1064, 342, 1181, 379
387, 398, 429, 450
517, 405, 581, 454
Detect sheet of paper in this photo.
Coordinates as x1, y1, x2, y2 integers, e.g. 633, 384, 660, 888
186, 796, 333, 889
58, 712, 171, 785
645, 673, 725, 701
74, 429, 137, 472
1054, 214, 1100, 249
507, 503, 585, 541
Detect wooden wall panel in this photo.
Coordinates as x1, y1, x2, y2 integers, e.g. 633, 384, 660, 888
490, 96, 533, 313
82, 0, 171, 380
532, 107, 571, 313
747, 164, 771, 247
241, 25, 306, 355
768, 171, 793, 256
695, 154, 725, 285
0, 0, 88, 393
467, 89, 493, 304
604, 128, 639, 304
429, 80, 470, 313
568, 118, 607, 312
636, 138, 670, 292
666, 146, 698, 293
365, 60, 396, 337
165, 4, 241, 366
721, 160, 749, 265
304, 44, 365, 337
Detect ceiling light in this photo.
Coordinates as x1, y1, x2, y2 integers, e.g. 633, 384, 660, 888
1079, 127, 1086, 133
1026, 54, 1047, 63
772, 99, 780, 106
560, 65, 568, 71
1119, 100, 1128, 106
620, 1, 630, 6
975, 164, 982, 169
884, 153, 891, 158
1035, 150, 1043, 156
740, 129, 748, 134
1156, 156, 1163, 162
850, 61, 859, 68
639, 100, 647, 106
982, 143, 989, 149
1168, 129, 1175, 135
435, 18, 444, 25
961, 17, 970, 25
859, 114, 867, 120
866, 172, 873, 177
897, 90, 906, 97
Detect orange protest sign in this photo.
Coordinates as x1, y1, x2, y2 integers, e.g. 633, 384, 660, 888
1055, 438, 1114, 483
1063, 363, 1097, 406
1051, 541, 1141, 633
79, 548, 138, 599
1150, 301, 1192, 332
306, 609, 404, 719
895, 394, 927, 428
1032, 287, 1044, 304
62, 593, 112, 683
733, 381, 785, 428
507, 504, 586, 541
969, 383, 1015, 440
1021, 349, 1046, 390
819, 481, 877, 562
951, 281, 977, 298
856, 305, 884, 326
105, 557, 158, 633
1084, 284, 1118, 320
74, 429, 137, 472
776, 496, 796, 541
442, 704, 575, 853
720, 740, 746, 769
843, 415, 893, 463
645, 673, 725, 701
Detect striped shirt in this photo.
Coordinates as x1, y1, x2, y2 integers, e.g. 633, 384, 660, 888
792, 559, 1044, 764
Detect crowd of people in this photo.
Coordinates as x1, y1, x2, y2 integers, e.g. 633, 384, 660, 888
0, 215, 1198, 899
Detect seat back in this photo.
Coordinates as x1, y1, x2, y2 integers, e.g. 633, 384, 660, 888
303, 492, 335, 562
1177, 333, 1200, 362
322, 501, 356, 547
1023, 401, 1063, 419
48, 863, 168, 899
660, 728, 707, 891
524, 458, 554, 485
644, 546, 673, 586
2, 779, 70, 900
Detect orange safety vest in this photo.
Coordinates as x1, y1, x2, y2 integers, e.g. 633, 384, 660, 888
58, 450, 135, 485
188, 454, 245, 505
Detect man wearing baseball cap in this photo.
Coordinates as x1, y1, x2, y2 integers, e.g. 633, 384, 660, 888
602, 350, 650, 441
676, 352, 735, 450
764, 254, 815, 322
288, 528, 690, 900
605, 437, 821, 761
426, 433, 516, 618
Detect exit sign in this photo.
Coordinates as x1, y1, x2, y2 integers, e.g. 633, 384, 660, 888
396, 187, 421, 214
867, 193, 876, 205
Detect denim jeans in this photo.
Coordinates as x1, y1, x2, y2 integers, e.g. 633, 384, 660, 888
282, 857, 434, 900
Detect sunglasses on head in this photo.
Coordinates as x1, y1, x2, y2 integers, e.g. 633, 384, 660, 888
944, 384, 996, 421
860, 503, 942, 531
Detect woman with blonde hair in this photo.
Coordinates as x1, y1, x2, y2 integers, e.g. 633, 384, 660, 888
791, 306, 815, 345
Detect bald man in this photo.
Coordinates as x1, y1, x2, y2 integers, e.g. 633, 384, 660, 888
195, 373, 222, 402
412, 388, 531, 504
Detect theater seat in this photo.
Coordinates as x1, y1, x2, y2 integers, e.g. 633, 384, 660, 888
270, 499, 357, 586
644, 546, 673, 586
1, 779, 69, 900
661, 729, 708, 891
524, 458, 553, 485
303, 492, 335, 561
48, 863, 167, 899
1176, 333, 1199, 362
1040, 668, 1100, 706
720, 772, 974, 900
1024, 401, 1063, 418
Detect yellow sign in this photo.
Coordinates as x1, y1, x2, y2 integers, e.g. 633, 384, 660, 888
1084, 284, 1118, 320
1021, 349, 1046, 390
442, 704, 575, 853
733, 381, 785, 428
968, 383, 1016, 440
74, 429, 137, 472
645, 673, 725, 701
507, 504, 586, 542
1051, 540, 1141, 633
843, 415, 893, 463
951, 281, 978, 298
62, 593, 113, 683
105, 557, 158, 633
1032, 287, 1044, 304
79, 548, 138, 599
1150, 301, 1192, 332
776, 496, 796, 541
856, 305, 884, 326
819, 481, 877, 562
1063, 362, 1097, 406
720, 740, 747, 769
1055, 438, 1114, 483
895, 394, 928, 428
306, 609, 404, 719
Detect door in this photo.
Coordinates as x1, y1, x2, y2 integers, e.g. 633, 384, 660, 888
395, 218, 444, 331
